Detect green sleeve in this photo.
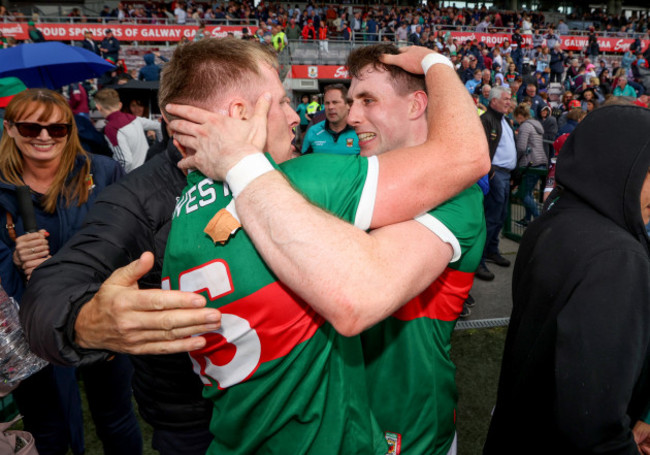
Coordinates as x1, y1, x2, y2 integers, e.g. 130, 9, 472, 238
279, 153, 376, 228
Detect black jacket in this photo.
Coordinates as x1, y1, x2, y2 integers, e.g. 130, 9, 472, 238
481, 105, 517, 176
20, 145, 212, 431
81, 38, 100, 55
484, 105, 650, 454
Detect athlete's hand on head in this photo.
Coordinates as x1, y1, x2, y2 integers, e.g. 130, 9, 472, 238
380, 45, 435, 75
168, 92, 271, 181
74, 252, 222, 355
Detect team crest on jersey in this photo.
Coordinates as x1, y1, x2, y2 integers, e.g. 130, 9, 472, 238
385, 432, 402, 454
346, 138, 354, 147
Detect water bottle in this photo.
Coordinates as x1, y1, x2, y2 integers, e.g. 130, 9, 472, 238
0, 286, 48, 387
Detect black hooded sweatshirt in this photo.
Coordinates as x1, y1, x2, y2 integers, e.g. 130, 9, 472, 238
484, 105, 650, 454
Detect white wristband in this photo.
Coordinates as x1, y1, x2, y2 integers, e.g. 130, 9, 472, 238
420, 53, 454, 75
225, 153, 274, 198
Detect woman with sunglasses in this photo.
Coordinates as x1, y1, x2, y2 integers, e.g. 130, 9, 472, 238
0, 89, 142, 455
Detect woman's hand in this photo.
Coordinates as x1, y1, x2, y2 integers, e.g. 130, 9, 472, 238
13, 229, 50, 280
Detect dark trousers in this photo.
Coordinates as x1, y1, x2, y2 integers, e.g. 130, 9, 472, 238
482, 168, 511, 265
152, 425, 213, 455
521, 166, 546, 221
13, 355, 142, 455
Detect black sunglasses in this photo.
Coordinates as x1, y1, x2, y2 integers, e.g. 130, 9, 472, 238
11, 122, 71, 138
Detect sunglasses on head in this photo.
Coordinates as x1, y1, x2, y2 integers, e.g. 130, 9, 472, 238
11, 122, 71, 138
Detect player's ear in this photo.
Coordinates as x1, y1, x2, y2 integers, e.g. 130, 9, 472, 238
409, 91, 428, 120
229, 98, 248, 119
172, 137, 187, 157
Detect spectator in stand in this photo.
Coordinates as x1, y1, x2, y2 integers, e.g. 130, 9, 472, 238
493, 63, 506, 86
115, 2, 128, 22
81, 30, 100, 55
566, 57, 580, 84
138, 52, 168, 82
466, 69, 482, 95
302, 84, 359, 155
539, 105, 557, 159
302, 19, 316, 40
614, 75, 638, 98
94, 88, 161, 172
366, 14, 378, 41
477, 86, 517, 281
482, 48, 493, 70
536, 46, 550, 73
285, 17, 300, 41
511, 76, 525, 102
100, 29, 120, 64
557, 19, 569, 35
587, 26, 600, 62
27, 21, 45, 43
408, 24, 422, 45
532, 29, 544, 48
457, 57, 473, 83
505, 62, 519, 85
174, 4, 187, 24
521, 14, 533, 34
549, 44, 564, 83
478, 84, 491, 110
67, 83, 89, 118
99, 5, 113, 20
272, 24, 287, 53
476, 15, 490, 33
475, 69, 493, 93
492, 47, 504, 72
513, 103, 547, 227
395, 22, 408, 42
560, 91, 575, 113
580, 87, 603, 110
544, 27, 561, 50
572, 64, 589, 94
621, 48, 636, 77
598, 68, 612, 95
557, 105, 586, 137
536, 69, 550, 91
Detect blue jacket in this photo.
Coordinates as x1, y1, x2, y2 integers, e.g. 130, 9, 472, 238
138, 53, 168, 81
0, 154, 124, 302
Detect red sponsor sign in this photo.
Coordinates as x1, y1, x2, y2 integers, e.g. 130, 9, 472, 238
291, 65, 349, 79
448, 31, 650, 53
1, 23, 646, 52
0, 22, 257, 42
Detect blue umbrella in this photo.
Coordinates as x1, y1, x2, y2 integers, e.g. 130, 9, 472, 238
0, 42, 116, 89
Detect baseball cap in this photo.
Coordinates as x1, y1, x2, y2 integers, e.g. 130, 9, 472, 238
0, 77, 27, 108
105, 28, 112, 34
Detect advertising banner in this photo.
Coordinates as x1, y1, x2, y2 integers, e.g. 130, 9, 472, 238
0, 22, 257, 42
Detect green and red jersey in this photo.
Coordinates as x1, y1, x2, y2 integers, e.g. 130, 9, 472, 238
161, 154, 387, 455
363, 185, 486, 455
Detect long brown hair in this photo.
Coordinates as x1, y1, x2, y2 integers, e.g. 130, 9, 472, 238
0, 89, 91, 213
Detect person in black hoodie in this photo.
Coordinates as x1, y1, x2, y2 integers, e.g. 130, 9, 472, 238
484, 104, 650, 454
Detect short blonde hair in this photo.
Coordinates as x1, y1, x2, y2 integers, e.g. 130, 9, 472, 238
94, 88, 122, 110
159, 37, 278, 117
